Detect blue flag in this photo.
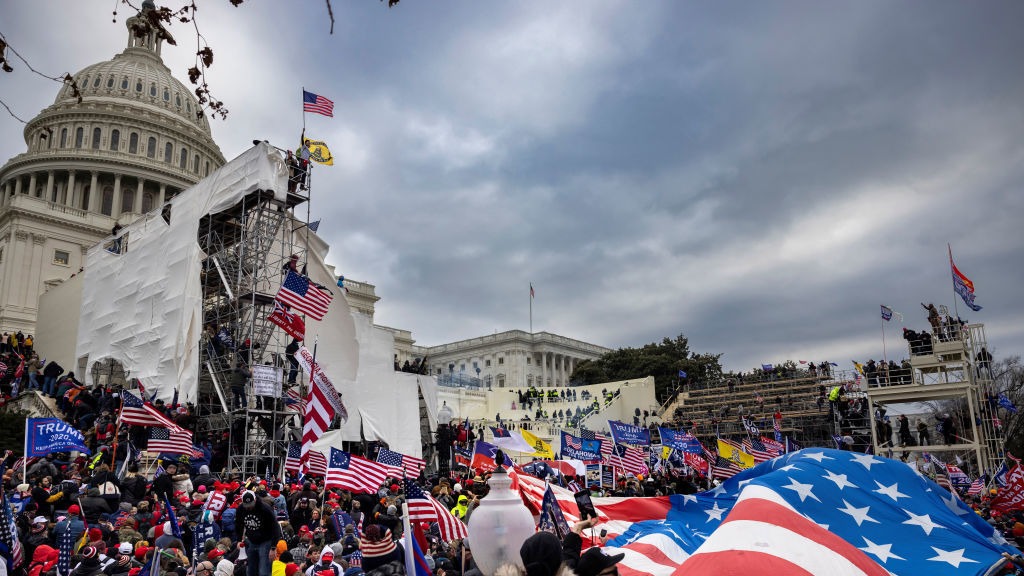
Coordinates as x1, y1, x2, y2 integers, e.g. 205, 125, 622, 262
998, 394, 1018, 414
658, 427, 703, 454
761, 363, 774, 372
678, 370, 687, 378
163, 494, 183, 539
608, 420, 651, 446
538, 485, 571, 539
560, 432, 602, 462
26, 418, 91, 456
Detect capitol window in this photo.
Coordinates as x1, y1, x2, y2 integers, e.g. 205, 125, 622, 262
75, 127, 84, 148
107, 76, 114, 89
147, 137, 157, 158
150, 83, 157, 97
121, 76, 129, 90
163, 88, 170, 102
179, 147, 187, 169
60, 128, 67, 148
93, 76, 101, 88
53, 250, 70, 266
165, 142, 173, 163
110, 129, 120, 151
205, 161, 210, 176
129, 133, 139, 154
485, 359, 491, 367
135, 80, 143, 93
498, 357, 505, 365
175, 94, 181, 107
193, 154, 200, 173
92, 128, 101, 149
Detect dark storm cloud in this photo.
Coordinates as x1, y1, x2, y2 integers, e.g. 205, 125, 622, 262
2, 1, 1022, 371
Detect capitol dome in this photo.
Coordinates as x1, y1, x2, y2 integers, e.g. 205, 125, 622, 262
0, 3, 226, 334
1, 3, 224, 218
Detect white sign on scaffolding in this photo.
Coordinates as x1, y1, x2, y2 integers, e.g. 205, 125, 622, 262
252, 365, 282, 398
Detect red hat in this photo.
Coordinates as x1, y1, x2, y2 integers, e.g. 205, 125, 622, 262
198, 486, 207, 493
88, 528, 103, 541
68, 504, 81, 515
389, 484, 399, 493
130, 569, 141, 576
286, 564, 300, 576
134, 547, 149, 561
270, 490, 281, 498
208, 549, 225, 561
298, 526, 311, 534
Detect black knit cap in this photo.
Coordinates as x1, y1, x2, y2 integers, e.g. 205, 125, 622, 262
519, 532, 562, 576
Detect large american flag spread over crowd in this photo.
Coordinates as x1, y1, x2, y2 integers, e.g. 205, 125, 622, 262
514, 448, 1019, 576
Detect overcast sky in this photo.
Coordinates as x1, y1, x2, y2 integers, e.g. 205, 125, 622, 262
2, 1, 1022, 373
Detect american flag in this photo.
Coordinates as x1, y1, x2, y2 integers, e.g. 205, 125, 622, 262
277, 270, 332, 320
515, 449, 1016, 576
741, 437, 775, 463
704, 447, 741, 480
760, 436, 786, 454
403, 479, 467, 541
120, 390, 182, 430
302, 90, 335, 117
301, 365, 338, 471
0, 467, 24, 569
148, 427, 195, 455
377, 448, 425, 478
967, 477, 985, 496
326, 448, 388, 494
285, 442, 327, 476
284, 387, 306, 413
56, 514, 76, 576
608, 443, 645, 475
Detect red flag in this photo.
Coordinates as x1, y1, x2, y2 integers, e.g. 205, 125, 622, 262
268, 300, 305, 340
991, 465, 1024, 513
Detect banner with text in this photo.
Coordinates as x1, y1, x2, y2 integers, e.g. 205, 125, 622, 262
560, 431, 603, 462
26, 418, 91, 456
297, 345, 348, 421
658, 427, 703, 454
608, 420, 651, 446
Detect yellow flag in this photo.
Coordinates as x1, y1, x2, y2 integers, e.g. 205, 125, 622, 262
717, 439, 754, 469
662, 445, 673, 461
521, 429, 555, 459
302, 139, 334, 166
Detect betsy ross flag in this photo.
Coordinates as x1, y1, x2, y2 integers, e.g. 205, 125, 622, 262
285, 442, 327, 476
949, 245, 982, 312
377, 448, 426, 478
326, 448, 388, 494
609, 444, 645, 475
268, 300, 305, 340
403, 479, 467, 541
147, 427, 195, 455
120, 390, 182, 430
302, 90, 334, 117
277, 270, 333, 320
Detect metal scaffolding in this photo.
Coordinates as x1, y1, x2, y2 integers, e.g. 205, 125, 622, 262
195, 185, 309, 477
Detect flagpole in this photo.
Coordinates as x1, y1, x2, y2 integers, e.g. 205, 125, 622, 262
529, 283, 533, 334
23, 419, 29, 483
881, 314, 888, 368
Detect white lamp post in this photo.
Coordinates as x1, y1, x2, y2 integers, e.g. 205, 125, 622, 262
467, 455, 536, 576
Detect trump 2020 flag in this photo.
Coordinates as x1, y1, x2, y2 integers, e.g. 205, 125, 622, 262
26, 418, 91, 456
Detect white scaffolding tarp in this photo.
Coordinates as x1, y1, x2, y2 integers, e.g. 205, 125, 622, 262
76, 143, 291, 403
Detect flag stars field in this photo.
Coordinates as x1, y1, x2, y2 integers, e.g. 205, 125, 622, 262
872, 481, 910, 502
823, 470, 857, 491
839, 500, 880, 527
859, 537, 906, 565
901, 510, 944, 536
928, 547, 979, 568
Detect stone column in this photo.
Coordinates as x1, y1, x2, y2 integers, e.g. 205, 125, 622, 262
158, 183, 166, 207
28, 234, 48, 309
45, 171, 55, 202
27, 173, 37, 197
541, 352, 547, 387
66, 170, 77, 207
13, 176, 22, 196
10, 231, 30, 307
135, 177, 145, 213
87, 171, 100, 212
112, 175, 123, 217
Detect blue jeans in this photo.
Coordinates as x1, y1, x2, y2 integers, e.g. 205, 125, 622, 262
43, 376, 57, 396
246, 540, 273, 576
28, 373, 39, 390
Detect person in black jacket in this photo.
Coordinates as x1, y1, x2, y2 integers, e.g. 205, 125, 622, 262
42, 361, 64, 397
238, 490, 282, 576
152, 463, 177, 504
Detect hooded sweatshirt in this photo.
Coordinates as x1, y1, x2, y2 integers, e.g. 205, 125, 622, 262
303, 550, 342, 576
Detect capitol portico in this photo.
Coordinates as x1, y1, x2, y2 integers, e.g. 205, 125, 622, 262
0, 3, 224, 334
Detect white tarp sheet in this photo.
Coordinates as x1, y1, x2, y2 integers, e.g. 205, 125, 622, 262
76, 143, 288, 402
